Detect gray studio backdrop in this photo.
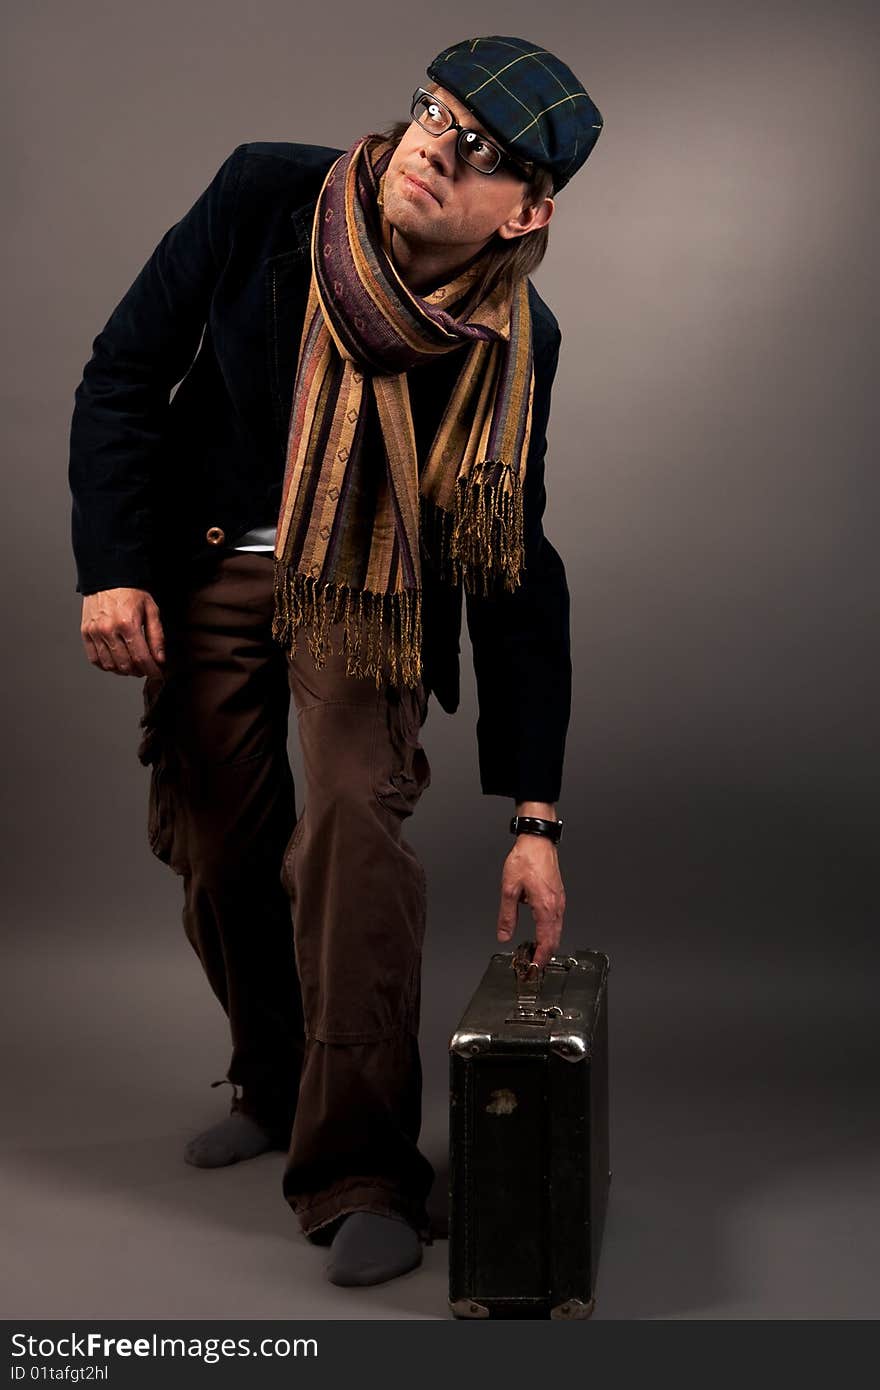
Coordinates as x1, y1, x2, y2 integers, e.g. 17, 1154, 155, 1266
3, 0, 878, 1319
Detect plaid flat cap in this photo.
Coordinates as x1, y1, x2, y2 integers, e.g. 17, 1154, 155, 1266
426, 35, 603, 192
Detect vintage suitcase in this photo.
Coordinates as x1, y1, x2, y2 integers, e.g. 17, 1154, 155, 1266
448, 941, 611, 1319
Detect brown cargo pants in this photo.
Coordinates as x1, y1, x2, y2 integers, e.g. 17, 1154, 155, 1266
136, 551, 435, 1245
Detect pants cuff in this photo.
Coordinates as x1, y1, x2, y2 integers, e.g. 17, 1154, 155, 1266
289, 1180, 434, 1246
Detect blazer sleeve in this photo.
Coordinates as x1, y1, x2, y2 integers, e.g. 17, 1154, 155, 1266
464, 320, 572, 804
68, 144, 247, 596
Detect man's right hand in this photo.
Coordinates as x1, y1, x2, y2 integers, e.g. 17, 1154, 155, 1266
80, 588, 166, 677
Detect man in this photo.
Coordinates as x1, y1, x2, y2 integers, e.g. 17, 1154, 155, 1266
68, 36, 603, 1287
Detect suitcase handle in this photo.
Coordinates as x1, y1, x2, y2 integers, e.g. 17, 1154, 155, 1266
509, 940, 581, 1023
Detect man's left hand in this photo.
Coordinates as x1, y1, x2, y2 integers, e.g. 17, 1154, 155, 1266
497, 834, 566, 969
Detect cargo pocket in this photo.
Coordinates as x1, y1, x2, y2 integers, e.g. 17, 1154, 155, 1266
372, 681, 432, 819
137, 675, 185, 873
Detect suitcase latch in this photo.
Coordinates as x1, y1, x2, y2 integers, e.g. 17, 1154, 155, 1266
504, 1002, 582, 1026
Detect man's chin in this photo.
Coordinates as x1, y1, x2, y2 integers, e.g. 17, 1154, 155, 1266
383, 193, 431, 240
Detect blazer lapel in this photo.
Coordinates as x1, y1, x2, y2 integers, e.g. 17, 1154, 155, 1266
265, 197, 316, 439
290, 198, 317, 256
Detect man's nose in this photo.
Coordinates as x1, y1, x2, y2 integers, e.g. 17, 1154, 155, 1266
420, 130, 457, 176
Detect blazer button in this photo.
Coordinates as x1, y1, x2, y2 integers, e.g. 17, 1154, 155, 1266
206, 526, 226, 545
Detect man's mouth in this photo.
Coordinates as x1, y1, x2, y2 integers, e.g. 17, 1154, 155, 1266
403, 172, 442, 205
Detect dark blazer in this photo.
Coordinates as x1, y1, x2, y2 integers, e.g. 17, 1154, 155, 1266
68, 142, 571, 804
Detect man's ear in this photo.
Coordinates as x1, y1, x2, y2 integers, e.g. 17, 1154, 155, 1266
497, 195, 555, 242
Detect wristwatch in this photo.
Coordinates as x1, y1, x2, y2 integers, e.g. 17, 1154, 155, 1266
509, 814, 563, 845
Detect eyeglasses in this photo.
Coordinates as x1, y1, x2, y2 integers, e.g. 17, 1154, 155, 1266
409, 87, 533, 180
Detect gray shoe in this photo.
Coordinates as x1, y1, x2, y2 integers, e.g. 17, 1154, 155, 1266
324, 1212, 424, 1286
184, 1111, 279, 1167
183, 1079, 287, 1168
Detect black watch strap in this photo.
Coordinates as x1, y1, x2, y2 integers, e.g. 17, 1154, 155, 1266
509, 814, 563, 844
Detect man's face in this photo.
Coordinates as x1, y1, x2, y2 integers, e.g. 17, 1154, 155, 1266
383, 83, 537, 252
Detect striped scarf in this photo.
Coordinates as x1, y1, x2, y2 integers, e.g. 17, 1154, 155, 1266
271, 131, 535, 689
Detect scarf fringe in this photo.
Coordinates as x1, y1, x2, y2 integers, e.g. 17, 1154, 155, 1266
418, 470, 525, 598
448, 459, 525, 598
271, 561, 424, 690
271, 460, 524, 690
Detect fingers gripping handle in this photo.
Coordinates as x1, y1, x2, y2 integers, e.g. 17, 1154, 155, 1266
509, 940, 580, 1024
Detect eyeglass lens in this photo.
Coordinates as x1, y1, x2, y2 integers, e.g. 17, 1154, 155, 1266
411, 92, 501, 173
